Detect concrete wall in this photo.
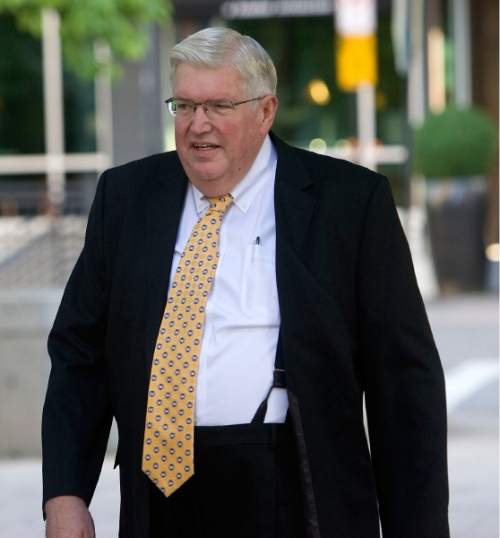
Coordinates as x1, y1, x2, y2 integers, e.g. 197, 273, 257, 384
0, 289, 60, 457
0, 289, 118, 457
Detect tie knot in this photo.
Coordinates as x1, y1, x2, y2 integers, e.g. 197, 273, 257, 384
206, 194, 233, 214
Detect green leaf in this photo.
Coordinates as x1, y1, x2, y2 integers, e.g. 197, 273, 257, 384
0, 0, 171, 79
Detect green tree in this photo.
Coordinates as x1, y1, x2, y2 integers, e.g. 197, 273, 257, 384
0, 0, 171, 79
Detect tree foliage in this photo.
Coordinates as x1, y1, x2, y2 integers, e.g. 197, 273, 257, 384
0, 0, 171, 79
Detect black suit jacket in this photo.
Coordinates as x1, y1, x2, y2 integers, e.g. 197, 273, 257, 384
42, 134, 449, 538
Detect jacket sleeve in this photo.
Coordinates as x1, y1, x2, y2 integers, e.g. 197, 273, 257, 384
357, 176, 449, 538
42, 171, 113, 511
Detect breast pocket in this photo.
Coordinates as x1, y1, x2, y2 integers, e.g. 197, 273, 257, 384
241, 245, 280, 323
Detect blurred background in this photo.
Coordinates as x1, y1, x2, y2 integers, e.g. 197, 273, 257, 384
0, 0, 498, 536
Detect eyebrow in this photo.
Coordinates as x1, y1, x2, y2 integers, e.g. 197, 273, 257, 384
173, 96, 234, 102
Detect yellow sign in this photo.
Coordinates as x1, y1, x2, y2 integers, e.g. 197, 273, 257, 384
336, 35, 378, 92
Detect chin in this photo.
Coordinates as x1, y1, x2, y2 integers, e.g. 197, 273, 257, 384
192, 164, 225, 183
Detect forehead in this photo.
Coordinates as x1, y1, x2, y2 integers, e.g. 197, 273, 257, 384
174, 63, 245, 100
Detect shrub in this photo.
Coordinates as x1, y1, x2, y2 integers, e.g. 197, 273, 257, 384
413, 106, 497, 179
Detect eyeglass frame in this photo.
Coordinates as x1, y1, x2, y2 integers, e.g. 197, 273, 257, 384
164, 96, 267, 118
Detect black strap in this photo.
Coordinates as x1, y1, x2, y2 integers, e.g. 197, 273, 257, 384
274, 330, 284, 371
251, 333, 286, 424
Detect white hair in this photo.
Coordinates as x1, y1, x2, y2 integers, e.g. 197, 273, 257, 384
169, 27, 277, 98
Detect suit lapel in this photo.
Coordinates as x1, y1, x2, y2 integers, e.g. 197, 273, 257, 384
273, 135, 316, 257
273, 136, 316, 298
143, 154, 188, 371
273, 134, 317, 388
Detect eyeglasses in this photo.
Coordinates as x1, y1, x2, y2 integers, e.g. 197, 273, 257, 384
165, 96, 266, 119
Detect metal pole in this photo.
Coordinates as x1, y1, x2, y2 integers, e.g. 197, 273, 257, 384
41, 8, 65, 213
356, 82, 376, 171
451, 0, 472, 106
94, 42, 114, 167
406, 0, 438, 298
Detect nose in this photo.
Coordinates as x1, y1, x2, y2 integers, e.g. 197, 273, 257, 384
189, 104, 212, 134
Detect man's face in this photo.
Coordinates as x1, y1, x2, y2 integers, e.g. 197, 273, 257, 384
173, 62, 277, 195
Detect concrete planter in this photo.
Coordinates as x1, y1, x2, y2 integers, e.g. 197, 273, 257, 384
427, 177, 487, 293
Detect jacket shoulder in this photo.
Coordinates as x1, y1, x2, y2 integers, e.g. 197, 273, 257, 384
290, 144, 384, 194
102, 151, 180, 187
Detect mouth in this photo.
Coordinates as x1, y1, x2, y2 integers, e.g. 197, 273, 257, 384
191, 142, 221, 153
192, 142, 220, 149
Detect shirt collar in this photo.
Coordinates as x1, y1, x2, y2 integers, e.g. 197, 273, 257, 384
190, 135, 276, 215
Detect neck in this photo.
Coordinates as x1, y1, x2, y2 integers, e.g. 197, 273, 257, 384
190, 176, 242, 198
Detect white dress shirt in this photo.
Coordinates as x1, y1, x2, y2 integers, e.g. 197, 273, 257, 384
169, 135, 288, 425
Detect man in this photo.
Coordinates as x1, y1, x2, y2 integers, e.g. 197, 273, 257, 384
43, 27, 449, 538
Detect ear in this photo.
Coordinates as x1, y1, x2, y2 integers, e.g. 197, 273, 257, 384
258, 95, 279, 134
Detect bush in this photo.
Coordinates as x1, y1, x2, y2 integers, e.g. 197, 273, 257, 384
413, 106, 497, 179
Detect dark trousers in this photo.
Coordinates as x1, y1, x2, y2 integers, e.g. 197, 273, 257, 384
149, 420, 306, 538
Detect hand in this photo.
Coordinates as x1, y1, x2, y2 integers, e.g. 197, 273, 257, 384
45, 496, 95, 538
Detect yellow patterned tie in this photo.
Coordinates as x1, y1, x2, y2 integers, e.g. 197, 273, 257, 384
142, 194, 233, 497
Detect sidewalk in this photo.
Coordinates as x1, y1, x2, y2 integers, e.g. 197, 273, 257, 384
0, 293, 498, 537
0, 458, 119, 537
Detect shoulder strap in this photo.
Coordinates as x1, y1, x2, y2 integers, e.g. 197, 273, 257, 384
251, 333, 286, 424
